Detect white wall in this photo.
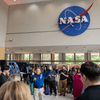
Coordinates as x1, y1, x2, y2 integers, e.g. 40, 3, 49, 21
6, 0, 100, 47
0, 0, 8, 47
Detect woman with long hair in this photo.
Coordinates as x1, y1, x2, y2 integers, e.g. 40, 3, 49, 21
73, 68, 83, 100
0, 81, 31, 100
43, 66, 49, 94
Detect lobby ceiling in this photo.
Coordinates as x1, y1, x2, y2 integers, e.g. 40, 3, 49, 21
4, 0, 52, 5
5, 45, 100, 54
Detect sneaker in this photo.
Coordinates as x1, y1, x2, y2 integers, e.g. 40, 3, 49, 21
55, 94, 57, 96
63, 94, 65, 96
55, 94, 58, 98
59, 94, 62, 96
31, 93, 33, 95
50, 93, 52, 96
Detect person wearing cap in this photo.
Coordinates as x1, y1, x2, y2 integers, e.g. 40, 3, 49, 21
76, 62, 100, 100
30, 65, 52, 100
10, 64, 20, 75
47, 67, 57, 96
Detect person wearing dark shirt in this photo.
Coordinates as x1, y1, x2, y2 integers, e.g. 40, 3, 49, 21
0, 65, 9, 87
48, 67, 57, 96
43, 66, 48, 93
67, 70, 73, 93
76, 62, 100, 100
0, 67, 2, 75
59, 65, 68, 96
41, 66, 44, 73
6, 71, 10, 80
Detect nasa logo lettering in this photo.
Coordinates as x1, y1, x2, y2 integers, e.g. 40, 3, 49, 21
58, 6, 91, 36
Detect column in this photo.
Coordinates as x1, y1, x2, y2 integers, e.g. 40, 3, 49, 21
51, 54, 55, 65
15, 54, 19, 60
19, 54, 21, 60
21, 54, 24, 60
84, 53, 91, 61
5, 54, 8, 60
84, 53, 88, 61
0, 0, 8, 60
59, 53, 65, 64
34, 53, 41, 64
74, 53, 76, 64
88, 53, 91, 61
62, 53, 65, 64
11, 54, 15, 60
9, 54, 11, 60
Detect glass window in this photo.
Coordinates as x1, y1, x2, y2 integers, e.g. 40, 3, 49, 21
75, 53, 84, 64
30, 54, 33, 60
41, 54, 51, 64
91, 53, 100, 64
24, 54, 29, 60
54, 54, 59, 64
11, 54, 13, 60
7, 54, 10, 60
65, 53, 74, 65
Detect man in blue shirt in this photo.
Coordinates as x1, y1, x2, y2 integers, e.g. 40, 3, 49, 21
31, 65, 52, 100
10, 64, 20, 75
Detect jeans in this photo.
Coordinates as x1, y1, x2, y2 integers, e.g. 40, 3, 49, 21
24, 77, 30, 85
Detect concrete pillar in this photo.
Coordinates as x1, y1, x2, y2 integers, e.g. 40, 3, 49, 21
88, 53, 91, 61
5, 54, 8, 60
74, 53, 76, 64
19, 54, 21, 60
51, 54, 55, 65
11, 54, 15, 60
84, 53, 88, 61
84, 53, 91, 61
59, 53, 65, 64
34, 53, 41, 64
9, 54, 11, 60
0, 0, 8, 60
15, 54, 19, 60
21, 54, 24, 60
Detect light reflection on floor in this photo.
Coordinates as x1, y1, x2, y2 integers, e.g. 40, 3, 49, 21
31, 93, 73, 100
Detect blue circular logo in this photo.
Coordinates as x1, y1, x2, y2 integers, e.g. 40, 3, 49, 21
58, 6, 90, 36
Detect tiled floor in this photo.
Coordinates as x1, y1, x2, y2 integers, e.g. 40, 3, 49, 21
31, 93, 73, 100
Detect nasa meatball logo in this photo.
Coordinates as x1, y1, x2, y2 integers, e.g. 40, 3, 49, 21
57, 3, 93, 36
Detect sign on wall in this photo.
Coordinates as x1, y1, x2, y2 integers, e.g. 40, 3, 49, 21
57, 3, 93, 36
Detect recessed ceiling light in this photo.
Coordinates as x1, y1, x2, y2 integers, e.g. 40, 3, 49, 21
66, 47, 68, 49
50, 48, 52, 50
14, 0, 16, 1
9, 39, 13, 42
83, 47, 86, 49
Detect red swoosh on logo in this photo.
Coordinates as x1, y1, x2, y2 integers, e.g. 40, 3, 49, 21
55, 3, 93, 33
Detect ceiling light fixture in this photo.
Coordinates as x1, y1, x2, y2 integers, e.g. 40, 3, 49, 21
9, 39, 13, 42
50, 48, 52, 50
35, 49, 37, 50
83, 47, 86, 49
14, 0, 16, 1
66, 47, 68, 49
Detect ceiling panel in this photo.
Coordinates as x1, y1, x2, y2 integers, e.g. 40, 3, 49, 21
4, 0, 52, 5
5, 45, 100, 54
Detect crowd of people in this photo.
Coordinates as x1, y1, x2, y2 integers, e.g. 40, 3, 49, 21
0, 62, 100, 100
